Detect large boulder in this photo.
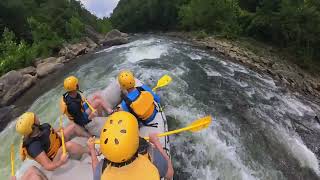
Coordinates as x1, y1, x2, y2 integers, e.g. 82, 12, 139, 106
18, 66, 37, 76
36, 58, 64, 78
34, 57, 57, 66
59, 42, 88, 59
0, 71, 36, 106
84, 25, 104, 44
84, 37, 98, 52
101, 29, 129, 47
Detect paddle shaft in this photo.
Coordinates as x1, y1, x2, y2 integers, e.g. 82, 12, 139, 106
59, 115, 67, 155
10, 145, 14, 176
144, 121, 208, 140
80, 94, 96, 113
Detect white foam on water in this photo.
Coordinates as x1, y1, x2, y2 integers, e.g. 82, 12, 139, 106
279, 95, 315, 116
95, 37, 159, 54
201, 64, 222, 77
186, 52, 202, 60
124, 44, 168, 63
274, 126, 320, 175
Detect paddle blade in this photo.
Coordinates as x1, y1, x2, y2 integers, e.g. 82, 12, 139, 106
189, 116, 212, 132
153, 75, 172, 91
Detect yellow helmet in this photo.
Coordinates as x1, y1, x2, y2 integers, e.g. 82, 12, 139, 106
16, 112, 35, 136
64, 76, 79, 92
100, 111, 139, 163
118, 70, 135, 90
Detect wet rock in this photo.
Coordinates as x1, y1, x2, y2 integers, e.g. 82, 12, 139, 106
0, 71, 36, 106
18, 66, 36, 76
0, 105, 14, 131
101, 29, 129, 47
36, 58, 64, 78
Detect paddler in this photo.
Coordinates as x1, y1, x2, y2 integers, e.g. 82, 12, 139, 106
117, 70, 161, 127
87, 111, 174, 180
16, 112, 90, 171
60, 76, 108, 136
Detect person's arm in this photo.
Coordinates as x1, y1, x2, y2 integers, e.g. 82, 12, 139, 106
34, 152, 68, 171
87, 137, 99, 172
149, 133, 174, 179
10, 176, 16, 180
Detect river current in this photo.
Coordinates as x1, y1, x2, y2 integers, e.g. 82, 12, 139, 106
0, 35, 319, 180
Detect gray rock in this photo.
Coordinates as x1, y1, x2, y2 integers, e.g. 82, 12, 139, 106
84, 25, 104, 44
84, 37, 98, 51
101, 29, 129, 47
36, 60, 64, 78
59, 43, 88, 59
18, 66, 36, 76
0, 71, 36, 106
0, 105, 14, 131
34, 57, 57, 66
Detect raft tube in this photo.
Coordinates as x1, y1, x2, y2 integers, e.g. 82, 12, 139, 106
18, 79, 171, 180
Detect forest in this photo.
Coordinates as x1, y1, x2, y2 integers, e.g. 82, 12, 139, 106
0, 0, 112, 75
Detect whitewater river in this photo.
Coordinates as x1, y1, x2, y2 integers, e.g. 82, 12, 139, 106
0, 35, 320, 180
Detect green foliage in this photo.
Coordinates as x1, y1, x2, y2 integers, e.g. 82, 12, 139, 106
96, 18, 113, 34
179, 0, 240, 35
111, 0, 189, 32
28, 17, 63, 56
66, 16, 85, 40
0, 28, 37, 75
0, 0, 107, 75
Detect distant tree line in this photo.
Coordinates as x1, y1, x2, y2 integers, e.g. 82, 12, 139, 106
111, 0, 320, 70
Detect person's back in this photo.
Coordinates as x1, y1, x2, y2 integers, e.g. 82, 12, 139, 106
118, 71, 160, 125
87, 111, 174, 180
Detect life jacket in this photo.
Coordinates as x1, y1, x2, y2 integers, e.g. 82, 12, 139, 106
60, 92, 90, 127
20, 124, 61, 161
122, 87, 157, 124
100, 138, 160, 180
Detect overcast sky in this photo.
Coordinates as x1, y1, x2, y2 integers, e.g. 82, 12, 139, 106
80, 0, 119, 18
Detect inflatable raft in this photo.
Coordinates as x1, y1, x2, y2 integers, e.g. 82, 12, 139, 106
18, 79, 171, 180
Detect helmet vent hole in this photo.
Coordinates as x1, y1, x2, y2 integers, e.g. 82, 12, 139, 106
120, 129, 126, 133
122, 159, 125, 162
118, 120, 122, 124
104, 138, 108, 144
114, 138, 119, 145
103, 128, 107, 132
110, 120, 113, 124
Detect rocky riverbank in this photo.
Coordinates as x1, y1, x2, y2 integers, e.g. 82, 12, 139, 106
166, 32, 320, 103
0, 29, 129, 130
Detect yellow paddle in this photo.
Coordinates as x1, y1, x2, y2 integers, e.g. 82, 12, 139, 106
10, 144, 15, 176
94, 116, 212, 144
144, 116, 212, 140
59, 115, 67, 155
79, 93, 96, 113
152, 75, 172, 92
